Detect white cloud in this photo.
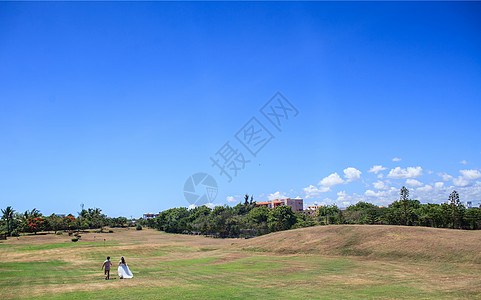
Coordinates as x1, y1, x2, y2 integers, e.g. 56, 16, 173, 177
320, 198, 334, 206
456, 181, 481, 204
368, 165, 387, 174
439, 172, 453, 182
392, 157, 402, 162
406, 179, 423, 187
365, 190, 382, 197
295, 163, 481, 207
319, 172, 344, 186
387, 166, 423, 179
226, 196, 238, 203
460, 169, 481, 180
320, 186, 331, 193
373, 180, 389, 190
337, 190, 352, 202
409, 180, 481, 204
460, 160, 467, 165
343, 167, 362, 182
188, 204, 197, 210
417, 185, 433, 193
205, 203, 216, 209
358, 186, 397, 202
452, 170, 481, 187
303, 185, 330, 199
453, 176, 471, 187
268, 191, 287, 200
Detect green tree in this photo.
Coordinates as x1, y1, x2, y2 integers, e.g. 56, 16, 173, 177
365, 207, 381, 224
293, 212, 317, 229
344, 202, 378, 224
464, 207, 481, 230
47, 214, 63, 233
448, 190, 464, 229
267, 205, 297, 232
337, 210, 346, 224
400, 186, 409, 225
19, 208, 42, 233
155, 207, 191, 233
388, 198, 420, 226
1, 206, 15, 236
246, 206, 270, 236
79, 208, 108, 230
64, 215, 76, 230
247, 206, 269, 223
244, 194, 249, 206
209, 206, 234, 237
189, 205, 212, 234
109, 217, 128, 228
385, 187, 420, 226
233, 202, 252, 215
417, 203, 445, 228
317, 205, 341, 225
27, 216, 46, 234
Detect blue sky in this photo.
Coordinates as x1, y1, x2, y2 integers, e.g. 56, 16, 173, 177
1, 2, 480, 217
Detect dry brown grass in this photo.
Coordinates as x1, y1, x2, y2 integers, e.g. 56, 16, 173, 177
1, 225, 481, 299
234, 225, 481, 263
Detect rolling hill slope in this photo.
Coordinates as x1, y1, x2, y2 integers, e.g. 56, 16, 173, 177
233, 225, 481, 263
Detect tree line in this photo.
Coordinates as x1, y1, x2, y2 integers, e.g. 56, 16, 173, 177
2, 187, 480, 239
0, 207, 136, 237
144, 188, 481, 238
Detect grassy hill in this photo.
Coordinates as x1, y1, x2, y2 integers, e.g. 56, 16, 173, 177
1, 226, 481, 299
234, 225, 481, 263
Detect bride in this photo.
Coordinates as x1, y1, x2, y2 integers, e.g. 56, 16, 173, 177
118, 256, 133, 279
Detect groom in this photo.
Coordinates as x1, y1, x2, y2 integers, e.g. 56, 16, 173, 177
101, 256, 113, 280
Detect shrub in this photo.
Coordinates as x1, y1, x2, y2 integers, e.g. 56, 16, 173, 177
108, 230, 113, 233
136, 225, 142, 230
11, 229, 20, 237
71, 238, 79, 242
56, 231, 63, 235
68, 231, 73, 236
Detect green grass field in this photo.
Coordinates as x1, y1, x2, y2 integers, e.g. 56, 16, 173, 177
1, 226, 480, 299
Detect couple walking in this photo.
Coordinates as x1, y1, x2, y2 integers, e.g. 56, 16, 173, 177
101, 256, 133, 280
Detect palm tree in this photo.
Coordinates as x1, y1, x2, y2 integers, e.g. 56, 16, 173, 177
1, 206, 15, 236
19, 208, 42, 233
22, 208, 41, 220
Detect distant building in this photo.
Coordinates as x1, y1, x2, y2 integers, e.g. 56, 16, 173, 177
255, 198, 303, 212
466, 201, 472, 208
303, 205, 322, 216
143, 213, 160, 220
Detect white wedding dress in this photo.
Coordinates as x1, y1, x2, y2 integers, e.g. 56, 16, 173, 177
118, 263, 133, 279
